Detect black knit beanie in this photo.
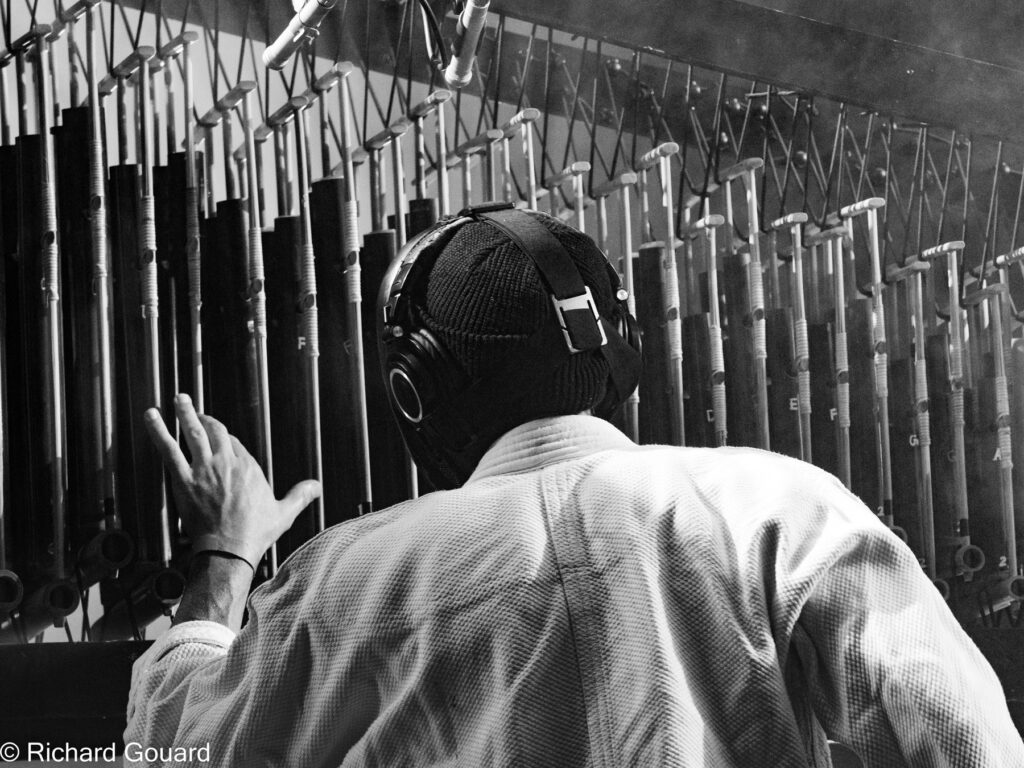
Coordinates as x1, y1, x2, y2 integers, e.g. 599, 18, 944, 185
415, 211, 616, 434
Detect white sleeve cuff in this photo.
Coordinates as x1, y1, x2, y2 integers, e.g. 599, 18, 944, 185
134, 620, 237, 673
126, 621, 239, 733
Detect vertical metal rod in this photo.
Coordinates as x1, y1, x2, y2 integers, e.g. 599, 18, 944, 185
697, 211, 728, 446
885, 254, 936, 567
436, 97, 450, 216
292, 100, 325, 533
522, 121, 537, 209
546, 176, 558, 216
461, 153, 473, 210
239, 88, 275, 572
68, 19, 81, 109
829, 231, 852, 488
653, 146, 685, 445
572, 172, 585, 232
182, 35, 204, 412
136, 48, 171, 566
773, 212, 812, 462
718, 164, 748, 430
765, 227, 778, 311
164, 61, 176, 156
233, 146, 248, 208
592, 171, 641, 441
202, 121, 217, 217
596, 194, 609, 252
116, 75, 128, 166
912, 268, 936, 577
390, 122, 418, 499
212, 85, 257, 206
15, 51, 28, 136
86, 6, 117, 528
486, 134, 499, 201
36, 31, 70, 579
254, 130, 268, 222
843, 197, 892, 525
367, 148, 381, 230
150, 62, 163, 167
0, 61, 10, 144
414, 113, 427, 201
639, 166, 653, 243
500, 135, 513, 202
791, 220, 812, 461
868, 204, 892, 525
989, 289, 1016, 577
926, 241, 980, 571
807, 239, 822, 323
274, 128, 290, 219
407, 89, 450, 221
319, 91, 331, 178
337, 67, 373, 515
221, 112, 236, 200
959, 281, 1019, 592
741, 163, 771, 449
242, 89, 274, 491
619, 183, 639, 441
280, 120, 295, 217
390, 121, 409, 246
544, 162, 589, 228
47, 28, 62, 126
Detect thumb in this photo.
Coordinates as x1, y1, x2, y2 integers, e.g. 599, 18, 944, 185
280, 479, 323, 521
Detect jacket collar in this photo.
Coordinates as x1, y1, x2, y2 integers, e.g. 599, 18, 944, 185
466, 414, 634, 483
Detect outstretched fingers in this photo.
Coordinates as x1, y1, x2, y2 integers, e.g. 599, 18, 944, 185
229, 435, 253, 461
199, 413, 234, 455
144, 408, 191, 481
175, 394, 213, 464
281, 480, 323, 523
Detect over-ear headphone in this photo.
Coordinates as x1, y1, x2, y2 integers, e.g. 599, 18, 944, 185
378, 202, 642, 489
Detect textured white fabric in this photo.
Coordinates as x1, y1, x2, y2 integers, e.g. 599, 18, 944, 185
125, 415, 1024, 767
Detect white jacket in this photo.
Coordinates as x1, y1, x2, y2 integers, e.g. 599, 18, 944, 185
126, 414, 1024, 766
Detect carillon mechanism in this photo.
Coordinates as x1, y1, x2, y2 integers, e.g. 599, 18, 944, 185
1, 0, 1024, 745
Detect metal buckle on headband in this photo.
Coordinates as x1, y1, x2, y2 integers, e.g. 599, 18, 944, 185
551, 287, 607, 353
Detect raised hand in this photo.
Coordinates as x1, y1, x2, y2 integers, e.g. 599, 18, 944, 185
145, 393, 322, 570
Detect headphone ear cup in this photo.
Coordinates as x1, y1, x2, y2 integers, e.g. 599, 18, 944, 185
385, 327, 460, 424
593, 301, 643, 420
618, 308, 642, 360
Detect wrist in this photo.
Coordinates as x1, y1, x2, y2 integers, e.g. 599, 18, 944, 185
174, 551, 254, 631
191, 533, 262, 571
192, 549, 257, 574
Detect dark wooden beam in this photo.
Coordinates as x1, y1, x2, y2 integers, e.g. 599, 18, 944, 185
488, 0, 1024, 145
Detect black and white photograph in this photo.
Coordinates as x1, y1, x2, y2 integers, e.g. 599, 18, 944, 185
1, 0, 1023, 765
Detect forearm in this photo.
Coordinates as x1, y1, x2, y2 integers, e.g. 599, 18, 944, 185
126, 554, 317, 762
173, 552, 253, 631
127, 555, 250, 747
